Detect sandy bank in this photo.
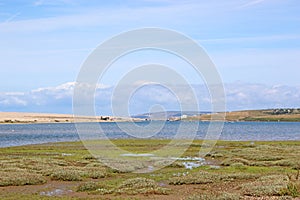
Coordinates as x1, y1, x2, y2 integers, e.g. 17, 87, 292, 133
0, 112, 140, 124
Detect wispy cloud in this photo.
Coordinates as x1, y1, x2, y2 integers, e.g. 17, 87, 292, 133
33, 0, 75, 7
33, 0, 44, 6
239, 0, 268, 8
3, 12, 21, 23
199, 34, 300, 44
0, 0, 299, 94
0, 1, 236, 33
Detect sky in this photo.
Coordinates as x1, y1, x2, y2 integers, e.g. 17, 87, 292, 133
0, 0, 299, 115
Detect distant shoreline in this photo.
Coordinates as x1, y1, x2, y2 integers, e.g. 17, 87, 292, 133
0, 112, 142, 124
0, 108, 300, 124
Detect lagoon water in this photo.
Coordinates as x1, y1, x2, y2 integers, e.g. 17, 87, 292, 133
0, 121, 300, 147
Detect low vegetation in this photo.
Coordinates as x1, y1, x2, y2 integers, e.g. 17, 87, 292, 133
240, 175, 289, 196
0, 140, 299, 199
0, 171, 46, 186
186, 193, 242, 200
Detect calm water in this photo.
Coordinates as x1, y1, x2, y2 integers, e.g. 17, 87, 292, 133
0, 121, 300, 147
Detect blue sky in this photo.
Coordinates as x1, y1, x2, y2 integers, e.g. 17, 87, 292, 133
0, 0, 299, 114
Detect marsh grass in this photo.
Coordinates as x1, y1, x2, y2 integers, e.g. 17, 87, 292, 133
240, 175, 289, 196
186, 193, 242, 200
280, 170, 300, 197
116, 177, 169, 195
282, 182, 300, 197
44, 165, 108, 181
49, 167, 84, 181
221, 157, 251, 166
169, 170, 259, 185
76, 181, 103, 192
169, 171, 215, 185
0, 140, 300, 199
77, 177, 169, 195
0, 142, 110, 187
214, 143, 300, 171
0, 171, 46, 186
98, 158, 152, 173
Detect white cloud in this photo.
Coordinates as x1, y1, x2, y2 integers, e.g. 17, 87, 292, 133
224, 82, 300, 110
0, 82, 299, 114
0, 96, 27, 106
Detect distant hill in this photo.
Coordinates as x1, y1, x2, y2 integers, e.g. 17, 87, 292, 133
134, 108, 300, 122
193, 108, 300, 122
132, 111, 210, 120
